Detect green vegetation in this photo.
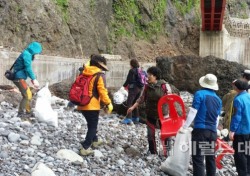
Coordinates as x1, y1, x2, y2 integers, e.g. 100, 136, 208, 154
173, 0, 199, 16
240, 1, 248, 9
110, 0, 167, 40
90, 0, 96, 12
54, 0, 69, 22
240, 2, 248, 19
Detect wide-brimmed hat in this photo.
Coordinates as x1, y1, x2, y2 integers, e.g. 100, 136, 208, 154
199, 73, 219, 90
90, 55, 109, 71
98, 62, 109, 71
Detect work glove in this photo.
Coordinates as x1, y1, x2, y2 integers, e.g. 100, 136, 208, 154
107, 103, 113, 114
31, 79, 39, 89
179, 126, 193, 134
119, 86, 125, 91
178, 127, 188, 134
221, 129, 229, 138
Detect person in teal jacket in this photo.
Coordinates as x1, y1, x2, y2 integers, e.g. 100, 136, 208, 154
229, 79, 250, 176
13, 41, 42, 118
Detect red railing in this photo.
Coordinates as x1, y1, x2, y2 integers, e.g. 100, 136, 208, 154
201, 0, 226, 31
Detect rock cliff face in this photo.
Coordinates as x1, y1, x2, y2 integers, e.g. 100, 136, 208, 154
0, 0, 200, 60
0, 0, 248, 61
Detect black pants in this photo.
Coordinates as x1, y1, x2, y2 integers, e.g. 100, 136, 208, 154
127, 86, 141, 118
233, 134, 250, 176
192, 129, 217, 176
147, 119, 157, 154
80, 110, 99, 149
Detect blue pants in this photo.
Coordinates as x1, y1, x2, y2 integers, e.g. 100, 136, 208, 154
80, 110, 99, 149
192, 129, 217, 176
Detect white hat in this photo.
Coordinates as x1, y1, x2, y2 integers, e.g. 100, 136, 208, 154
243, 70, 250, 75
199, 74, 219, 90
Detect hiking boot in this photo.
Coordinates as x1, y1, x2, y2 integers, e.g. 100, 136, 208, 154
17, 112, 34, 122
17, 112, 33, 118
120, 118, 133, 124
79, 148, 94, 156
64, 101, 75, 111
132, 117, 139, 123
92, 139, 103, 148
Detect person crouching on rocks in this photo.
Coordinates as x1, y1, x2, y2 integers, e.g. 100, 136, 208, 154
13, 41, 42, 119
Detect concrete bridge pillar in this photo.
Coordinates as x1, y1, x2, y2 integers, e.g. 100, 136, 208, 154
199, 25, 227, 59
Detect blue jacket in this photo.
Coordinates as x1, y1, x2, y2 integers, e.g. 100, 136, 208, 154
13, 42, 42, 80
230, 91, 250, 134
192, 88, 222, 132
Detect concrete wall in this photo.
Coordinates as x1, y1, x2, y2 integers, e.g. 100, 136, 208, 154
0, 51, 154, 89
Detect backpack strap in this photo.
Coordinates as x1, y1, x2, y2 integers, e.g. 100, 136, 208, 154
92, 72, 104, 98
9, 58, 19, 71
161, 83, 168, 95
161, 83, 174, 95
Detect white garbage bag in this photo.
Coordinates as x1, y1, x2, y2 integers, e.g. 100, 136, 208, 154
160, 127, 192, 176
113, 87, 128, 105
34, 82, 58, 127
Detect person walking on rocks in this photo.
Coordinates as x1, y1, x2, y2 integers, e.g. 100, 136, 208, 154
13, 41, 42, 118
77, 54, 113, 156
127, 66, 168, 154
180, 73, 222, 176
120, 59, 143, 124
229, 79, 250, 176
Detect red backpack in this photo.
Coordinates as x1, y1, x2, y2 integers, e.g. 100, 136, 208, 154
69, 73, 102, 106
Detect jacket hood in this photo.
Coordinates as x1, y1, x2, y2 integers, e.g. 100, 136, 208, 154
26, 42, 42, 55
82, 65, 102, 76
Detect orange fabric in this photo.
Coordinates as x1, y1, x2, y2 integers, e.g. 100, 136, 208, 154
77, 66, 111, 111
20, 79, 28, 90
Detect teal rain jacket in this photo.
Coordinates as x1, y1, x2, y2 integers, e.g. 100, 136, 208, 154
13, 42, 42, 80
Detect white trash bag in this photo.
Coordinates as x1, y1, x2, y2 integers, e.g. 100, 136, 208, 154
34, 82, 58, 127
113, 87, 128, 105
160, 127, 193, 176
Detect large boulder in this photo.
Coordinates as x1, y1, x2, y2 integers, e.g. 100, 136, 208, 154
49, 79, 73, 100
0, 89, 22, 107
156, 55, 249, 97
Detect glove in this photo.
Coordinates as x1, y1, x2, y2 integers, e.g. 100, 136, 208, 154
31, 79, 39, 89
119, 86, 125, 91
221, 129, 229, 138
179, 127, 188, 134
107, 103, 113, 114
